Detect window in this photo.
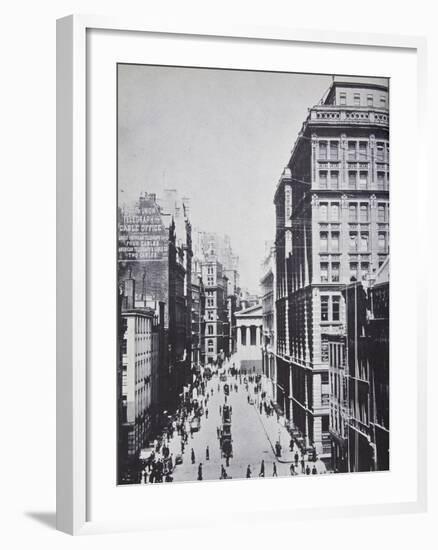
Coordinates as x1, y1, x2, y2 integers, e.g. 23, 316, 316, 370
377, 204, 386, 222
380, 95, 386, 108
320, 262, 329, 282
367, 94, 373, 106
207, 276, 214, 286
360, 232, 369, 252
349, 232, 358, 251
207, 298, 214, 307
359, 203, 369, 222
321, 296, 329, 321
319, 142, 327, 160
330, 171, 339, 190
359, 141, 367, 161
320, 232, 328, 252
348, 141, 356, 161
377, 171, 385, 190
332, 296, 340, 321
331, 263, 340, 283
348, 171, 356, 189
360, 262, 369, 280
376, 142, 385, 162
331, 203, 340, 222
354, 93, 360, 106
319, 171, 328, 189
330, 142, 339, 161
378, 232, 386, 251
340, 92, 346, 105
350, 262, 358, 281
207, 339, 214, 353
331, 232, 340, 252
207, 324, 214, 335
349, 204, 357, 222
208, 266, 214, 275
359, 171, 368, 190
207, 310, 214, 320
320, 203, 328, 222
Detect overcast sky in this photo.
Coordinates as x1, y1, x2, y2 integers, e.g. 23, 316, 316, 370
118, 65, 335, 293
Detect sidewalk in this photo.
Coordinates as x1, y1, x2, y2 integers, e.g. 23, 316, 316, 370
249, 385, 327, 474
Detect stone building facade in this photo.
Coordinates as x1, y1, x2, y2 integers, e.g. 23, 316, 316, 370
273, 80, 389, 459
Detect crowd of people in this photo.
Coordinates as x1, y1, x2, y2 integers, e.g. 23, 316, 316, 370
134, 359, 324, 484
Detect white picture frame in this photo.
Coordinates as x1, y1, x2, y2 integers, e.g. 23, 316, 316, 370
56, 14, 428, 535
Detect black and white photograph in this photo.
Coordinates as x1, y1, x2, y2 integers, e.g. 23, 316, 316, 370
117, 64, 390, 485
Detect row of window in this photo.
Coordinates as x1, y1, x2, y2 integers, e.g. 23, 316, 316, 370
320, 202, 389, 222
320, 230, 388, 253
339, 92, 387, 108
319, 140, 389, 162
320, 261, 373, 283
319, 170, 388, 190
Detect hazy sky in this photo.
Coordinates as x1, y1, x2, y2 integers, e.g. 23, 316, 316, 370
118, 65, 333, 293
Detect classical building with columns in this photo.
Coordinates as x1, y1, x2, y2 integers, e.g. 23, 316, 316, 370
234, 303, 263, 374
273, 79, 389, 460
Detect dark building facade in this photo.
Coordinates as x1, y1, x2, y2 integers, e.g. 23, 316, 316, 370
329, 258, 389, 472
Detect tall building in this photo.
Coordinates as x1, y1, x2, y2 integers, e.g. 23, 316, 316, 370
191, 257, 206, 368
193, 229, 241, 360
118, 190, 193, 412
273, 79, 389, 459
201, 252, 227, 364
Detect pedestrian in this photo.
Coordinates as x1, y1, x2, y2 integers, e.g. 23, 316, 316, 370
206, 446, 210, 461
219, 405, 222, 415
289, 438, 294, 452
259, 403, 262, 414
290, 463, 295, 476
247, 395, 250, 404
306, 464, 311, 475
301, 458, 305, 474
273, 463, 278, 477
205, 408, 209, 419
191, 448, 195, 464
312, 465, 317, 475
259, 459, 265, 477
198, 463, 203, 481
211, 388, 214, 396
294, 452, 299, 466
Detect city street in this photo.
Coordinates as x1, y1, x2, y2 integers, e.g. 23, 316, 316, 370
141, 358, 327, 484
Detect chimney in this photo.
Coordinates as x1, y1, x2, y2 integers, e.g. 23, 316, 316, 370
123, 268, 135, 310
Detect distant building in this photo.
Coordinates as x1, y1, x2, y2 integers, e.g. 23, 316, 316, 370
234, 303, 263, 374
201, 253, 227, 364
260, 243, 276, 401
191, 257, 206, 367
